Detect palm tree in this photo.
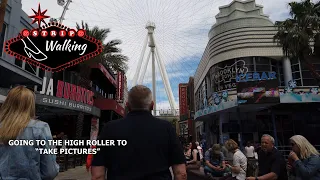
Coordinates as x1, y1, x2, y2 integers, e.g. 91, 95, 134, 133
274, 0, 320, 83
0, 0, 8, 33
73, 21, 128, 138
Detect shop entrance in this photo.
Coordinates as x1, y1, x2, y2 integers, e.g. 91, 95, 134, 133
36, 106, 92, 139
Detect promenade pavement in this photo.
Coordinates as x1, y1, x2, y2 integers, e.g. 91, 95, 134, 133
55, 166, 174, 180
55, 166, 91, 180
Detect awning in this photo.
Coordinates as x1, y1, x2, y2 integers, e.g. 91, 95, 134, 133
194, 103, 279, 121
91, 63, 117, 88
35, 94, 101, 117
0, 88, 101, 117
36, 104, 86, 117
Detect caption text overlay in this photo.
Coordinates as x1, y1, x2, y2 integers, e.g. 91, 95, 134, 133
8, 139, 127, 155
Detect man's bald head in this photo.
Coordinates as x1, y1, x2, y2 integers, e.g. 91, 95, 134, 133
127, 85, 153, 111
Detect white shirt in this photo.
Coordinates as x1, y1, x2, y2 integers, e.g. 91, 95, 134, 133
245, 146, 255, 158
232, 149, 247, 180
197, 146, 203, 159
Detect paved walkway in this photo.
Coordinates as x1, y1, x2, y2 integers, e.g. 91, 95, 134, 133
55, 166, 91, 180
55, 166, 174, 180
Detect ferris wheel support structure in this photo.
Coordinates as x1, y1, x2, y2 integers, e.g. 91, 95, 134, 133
132, 22, 176, 115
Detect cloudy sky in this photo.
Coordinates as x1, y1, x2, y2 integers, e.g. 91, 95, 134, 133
21, 0, 297, 111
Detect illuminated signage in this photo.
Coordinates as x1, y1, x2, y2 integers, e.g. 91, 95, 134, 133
179, 84, 188, 116
117, 72, 124, 102
212, 60, 248, 92
98, 63, 117, 86
236, 71, 277, 82
40, 77, 94, 106
4, 4, 102, 72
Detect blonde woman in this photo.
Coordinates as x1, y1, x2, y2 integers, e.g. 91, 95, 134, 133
0, 86, 59, 179
287, 135, 320, 180
221, 139, 247, 180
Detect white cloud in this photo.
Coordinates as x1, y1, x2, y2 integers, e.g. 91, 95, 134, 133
21, 0, 297, 110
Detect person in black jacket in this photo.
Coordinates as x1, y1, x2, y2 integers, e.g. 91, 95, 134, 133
91, 85, 187, 180
246, 134, 288, 180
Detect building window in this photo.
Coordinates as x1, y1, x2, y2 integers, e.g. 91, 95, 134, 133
39, 69, 45, 78
300, 61, 320, 86
291, 58, 299, 65
0, 24, 7, 57
15, 58, 23, 68
302, 71, 313, 79
240, 57, 253, 65
293, 71, 301, 79
292, 64, 300, 72
302, 79, 316, 86
25, 62, 37, 75
206, 74, 211, 98
256, 65, 271, 72
246, 65, 255, 72
314, 64, 320, 70
295, 79, 302, 86
255, 57, 270, 65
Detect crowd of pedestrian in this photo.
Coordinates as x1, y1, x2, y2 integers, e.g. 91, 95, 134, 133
0, 85, 320, 180
187, 133, 320, 180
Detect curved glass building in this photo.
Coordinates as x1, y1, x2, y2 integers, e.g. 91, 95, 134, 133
193, 0, 320, 149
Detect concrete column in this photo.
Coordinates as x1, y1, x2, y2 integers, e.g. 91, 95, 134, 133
271, 111, 279, 147
34, 67, 40, 91
237, 108, 244, 150
219, 113, 229, 145
219, 113, 224, 144
204, 120, 212, 148
22, 61, 26, 69
283, 57, 293, 86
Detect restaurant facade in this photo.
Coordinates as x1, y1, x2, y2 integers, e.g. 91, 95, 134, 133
0, 0, 127, 171
194, 0, 320, 149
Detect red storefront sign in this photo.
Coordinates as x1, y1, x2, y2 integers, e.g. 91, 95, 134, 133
40, 77, 94, 106
98, 63, 117, 86
179, 84, 188, 116
117, 71, 124, 101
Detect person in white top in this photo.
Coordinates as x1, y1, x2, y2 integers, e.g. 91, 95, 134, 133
195, 141, 203, 160
244, 141, 255, 159
220, 139, 247, 180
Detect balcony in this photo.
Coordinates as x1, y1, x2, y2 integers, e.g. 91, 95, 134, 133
92, 83, 115, 99
94, 98, 125, 117
90, 63, 117, 87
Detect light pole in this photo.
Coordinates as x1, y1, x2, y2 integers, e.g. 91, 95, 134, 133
58, 0, 72, 24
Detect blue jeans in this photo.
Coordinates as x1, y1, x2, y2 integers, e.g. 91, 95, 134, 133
204, 166, 224, 177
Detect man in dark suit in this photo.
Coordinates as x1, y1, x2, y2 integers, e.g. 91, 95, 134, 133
91, 85, 187, 180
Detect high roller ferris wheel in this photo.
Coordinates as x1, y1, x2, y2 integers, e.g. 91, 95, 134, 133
22, 0, 224, 114
131, 22, 176, 115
